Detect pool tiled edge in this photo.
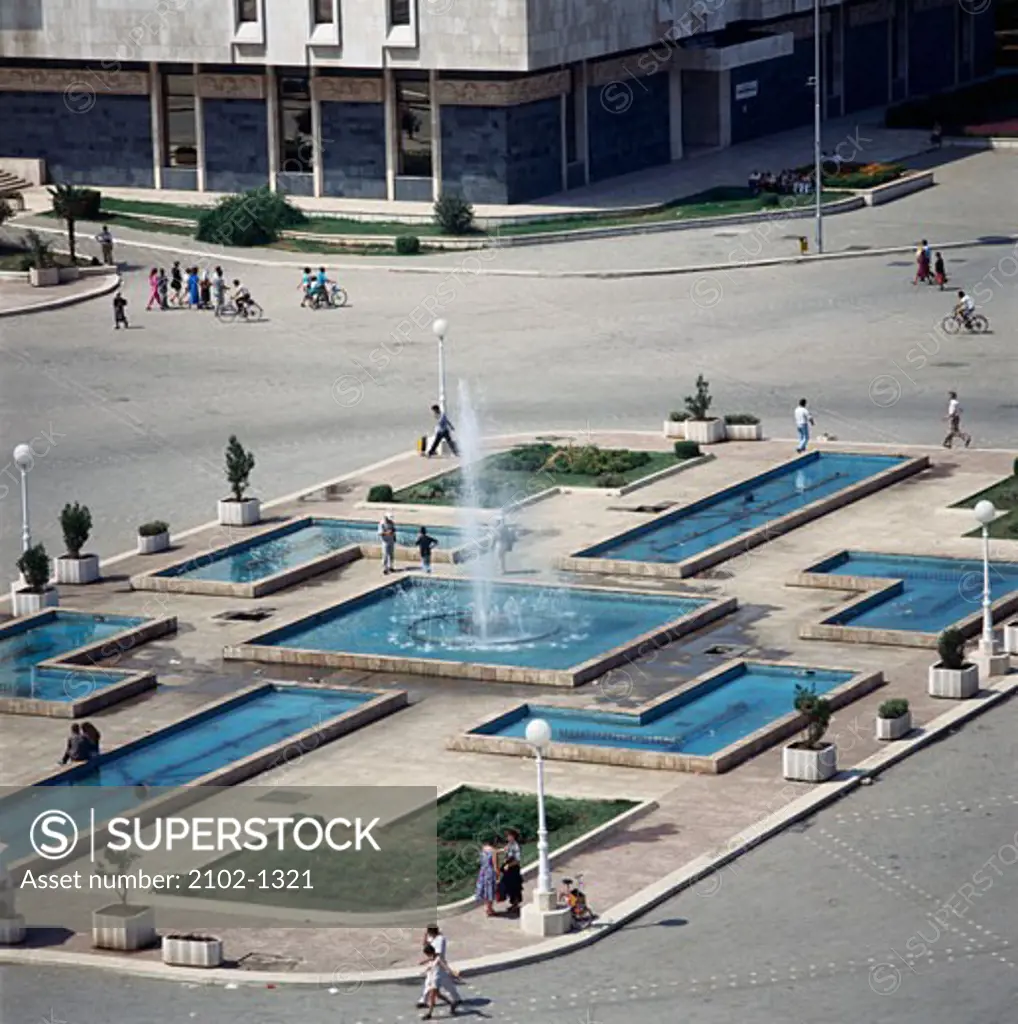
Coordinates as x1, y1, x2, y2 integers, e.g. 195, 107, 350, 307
448, 660, 884, 773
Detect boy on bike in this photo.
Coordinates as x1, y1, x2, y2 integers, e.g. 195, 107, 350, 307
954, 289, 975, 328
311, 266, 331, 307
232, 279, 253, 317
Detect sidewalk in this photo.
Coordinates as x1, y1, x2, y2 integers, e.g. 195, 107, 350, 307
0, 272, 119, 317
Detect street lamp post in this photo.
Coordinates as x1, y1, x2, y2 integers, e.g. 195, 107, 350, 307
813, 0, 823, 254
974, 500, 998, 654
12, 445, 33, 554
525, 718, 553, 896
431, 318, 448, 414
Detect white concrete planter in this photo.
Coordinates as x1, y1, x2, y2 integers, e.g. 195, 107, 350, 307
663, 419, 687, 438
217, 497, 260, 526
29, 266, 60, 287
876, 710, 912, 740
92, 905, 156, 951
782, 742, 837, 782
928, 663, 979, 699
1004, 620, 1018, 656
724, 422, 763, 441
137, 531, 170, 555
54, 553, 100, 585
162, 935, 223, 968
9, 585, 59, 616
684, 418, 726, 444
0, 915, 26, 945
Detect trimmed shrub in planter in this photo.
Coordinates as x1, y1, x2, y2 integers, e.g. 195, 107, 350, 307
783, 684, 837, 781
137, 520, 170, 555
395, 234, 421, 255
163, 933, 223, 968
723, 413, 763, 441
664, 410, 688, 438
12, 544, 58, 616
434, 194, 475, 235
368, 484, 394, 503
673, 441, 701, 459
929, 627, 978, 698
876, 697, 912, 740
55, 502, 100, 584
683, 374, 725, 444
218, 435, 260, 526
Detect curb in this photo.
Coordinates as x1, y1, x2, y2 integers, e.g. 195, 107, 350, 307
0, 273, 120, 317
0, 673, 1012, 987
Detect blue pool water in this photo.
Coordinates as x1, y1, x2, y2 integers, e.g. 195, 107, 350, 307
578, 452, 907, 564
811, 551, 1018, 632
253, 577, 708, 670
474, 663, 853, 756
0, 611, 146, 702
0, 685, 372, 864
156, 518, 466, 584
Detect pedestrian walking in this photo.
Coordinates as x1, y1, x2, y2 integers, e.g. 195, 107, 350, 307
95, 224, 115, 265
146, 267, 160, 310
170, 261, 183, 306
943, 391, 971, 448
187, 267, 200, 309
199, 268, 211, 310
113, 291, 129, 330
427, 404, 459, 458
930, 121, 943, 149
378, 513, 397, 574
418, 942, 462, 1020
416, 926, 461, 1011
213, 266, 226, 314
794, 398, 814, 453
416, 526, 437, 574
157, 268, 169, 310
493, 514, 514, 574
913, 241, 931, 285
934, 251, 947, 290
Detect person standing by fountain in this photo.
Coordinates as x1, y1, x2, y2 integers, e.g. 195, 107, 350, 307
378, 513, 397, 575
493, 514, 514, 574
416, 526, 438, 574
427, 404, 460, 458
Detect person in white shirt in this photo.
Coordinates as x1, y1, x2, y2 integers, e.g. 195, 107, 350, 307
943, 390, 971, 448
417, 926, 461, 1010
954, 289, 975, 327
378, 513, 397, 574
794, 398, 814, 453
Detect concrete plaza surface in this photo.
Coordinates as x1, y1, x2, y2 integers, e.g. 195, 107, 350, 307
0, 433, 1013, 979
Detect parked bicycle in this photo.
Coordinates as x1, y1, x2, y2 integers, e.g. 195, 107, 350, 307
941, 311, 989, 335
216, 298, 264, 322
558, 874, 594, 929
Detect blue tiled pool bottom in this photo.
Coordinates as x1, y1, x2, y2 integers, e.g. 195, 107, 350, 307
0, 611, 147, 701
254, 578, 709, 670
475, 663, 854, 756
156, 518, 466, 584
811, 552, 1018, 633
579, 452, 906, 564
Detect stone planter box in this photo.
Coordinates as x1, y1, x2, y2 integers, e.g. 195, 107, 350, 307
0, 915, 26, 945
29, 266, 60, 287
684, 418, 726, 444
54, 553, 100, 585
92, 905, 156, 951
663, 419, 687, 438
782, 741, 837, 782
137, 530, 170, 555
876, 710, 912, 740
58, 266, 81, 283
1004, 620, 1018, 656
724, 422, 763, 441
928, 662, 979, 699
9, 584, 59, 616
217, 497, 260, 526
162, 934, 223, 968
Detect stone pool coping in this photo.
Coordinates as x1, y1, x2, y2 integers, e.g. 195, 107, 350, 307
7, 681, 408, 880
0, 609, 176, 718
447, 659, 883, 774
128, 515, 466, 599
790, 549, 1018, 648
556, 452, 930, 580
223, 573, 737, 688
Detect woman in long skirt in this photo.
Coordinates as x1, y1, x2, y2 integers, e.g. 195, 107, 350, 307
475, 842, 497, 916
497, 828, 523, 913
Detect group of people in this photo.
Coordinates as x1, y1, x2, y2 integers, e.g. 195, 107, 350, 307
59, 722, 101, 764
143, 262, 250, 315
748, 168, 815, 196
297, 266, 340, 308
375, 512, 515, 576
913, 239, 950, 289
475, 829, 524, 917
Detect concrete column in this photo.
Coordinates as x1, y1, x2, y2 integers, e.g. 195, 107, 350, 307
560, 91, 569, 191
193, 62, 206, 192
578, 60, 590, 185
266, 66, 279, 191
429, 69, 442, 201
384, 68, 396, 201
149, 62, 163, 190
717, 69, 731, 149
311, 72, 324, 198
668, 62, 683, 161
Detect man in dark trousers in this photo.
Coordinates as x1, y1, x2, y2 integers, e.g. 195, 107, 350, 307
427, 404, 459, 457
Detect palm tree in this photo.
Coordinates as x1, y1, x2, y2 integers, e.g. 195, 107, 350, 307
48, 183, 94, 261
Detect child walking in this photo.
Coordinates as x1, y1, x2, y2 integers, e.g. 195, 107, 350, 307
416, 527, 438, 574
113, 291, 129, 330
418, 943, 461, 1020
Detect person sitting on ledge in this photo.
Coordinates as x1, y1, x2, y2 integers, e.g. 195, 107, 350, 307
59, 724, 96, 765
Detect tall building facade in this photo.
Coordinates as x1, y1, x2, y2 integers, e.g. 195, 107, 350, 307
0, 0, 997, 204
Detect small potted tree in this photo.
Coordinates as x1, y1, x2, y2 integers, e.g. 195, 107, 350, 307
11, 544, 58, 616
723, 413, 763, 441
91, 847, 157, 951
663, 410, 688, 439
875, 697, 912, 741
137, 520, 170, 555
928, 627, 979, 699
217, 435, 260, 526
682, 374, 725, 444
54, 502, 100, 584
163, 932, 224, 968
782, 683, 837, 782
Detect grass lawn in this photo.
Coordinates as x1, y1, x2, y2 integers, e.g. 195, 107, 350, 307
392, 444, 695, 507
954, 472, 1018, 540
164, 787, 635, 911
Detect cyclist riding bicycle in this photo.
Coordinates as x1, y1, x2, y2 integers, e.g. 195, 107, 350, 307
954, 289, 975, 327
310, 266, 332, 307
232, 279, 253, 316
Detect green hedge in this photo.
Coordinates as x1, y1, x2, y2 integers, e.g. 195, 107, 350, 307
195, 187, 308, 247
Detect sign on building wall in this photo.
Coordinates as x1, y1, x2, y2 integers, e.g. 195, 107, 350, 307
735, 80, 759, 100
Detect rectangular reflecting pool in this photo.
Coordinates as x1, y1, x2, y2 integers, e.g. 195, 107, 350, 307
798, 551, 1018, 644
228, 577, 737, 687
134, 517, 468, 598
452, 660, 881, 773
563, 452, 925, 579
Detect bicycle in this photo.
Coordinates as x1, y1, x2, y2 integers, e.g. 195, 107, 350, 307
941, 311, 989, 335
558, 875, 594, 930
216, 298, 264, 322
310, 283, 348, 309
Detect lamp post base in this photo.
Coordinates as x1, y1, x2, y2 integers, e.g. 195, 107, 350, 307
973, 643, 1011, 683
520, 890, 572, 937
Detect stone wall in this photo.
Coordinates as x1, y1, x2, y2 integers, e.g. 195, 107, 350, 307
506, 98, 563, 203
844, 18, 890, 113
907, 3, 956, 96
0, 91, 153, 186
729, 37, 814, 145
320, 102, 387, 199
203, 98, 269, 193
586, 71, 669, 183
440, 105, 509, 204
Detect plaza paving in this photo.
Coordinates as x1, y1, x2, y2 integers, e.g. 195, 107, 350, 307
0, 432, 1013, 976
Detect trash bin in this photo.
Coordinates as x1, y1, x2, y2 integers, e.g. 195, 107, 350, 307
799, 237, 808, 255
417, 436, 428, 455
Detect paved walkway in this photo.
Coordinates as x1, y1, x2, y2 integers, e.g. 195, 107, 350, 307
0, 272, 119, 316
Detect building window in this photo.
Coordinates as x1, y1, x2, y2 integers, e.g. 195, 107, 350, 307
163, 73, 197, 168
396, 73, 432, 177
313, 0, 333, 23
389, 0, 411, 27
279, 75, 314, 174
237, 0, 258, 22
